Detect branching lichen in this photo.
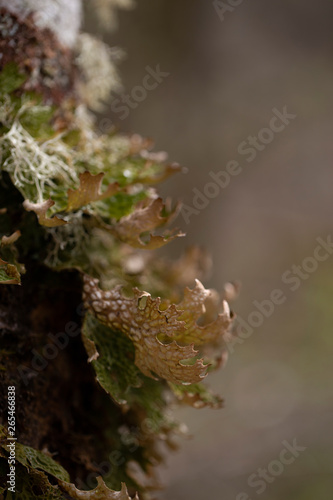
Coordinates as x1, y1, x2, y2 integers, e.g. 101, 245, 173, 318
1, 121, 78, 203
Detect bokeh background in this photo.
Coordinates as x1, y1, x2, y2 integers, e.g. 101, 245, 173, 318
89, 1, 333, 498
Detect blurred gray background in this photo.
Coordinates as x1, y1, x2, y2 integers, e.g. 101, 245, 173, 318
91, 1, 333, 498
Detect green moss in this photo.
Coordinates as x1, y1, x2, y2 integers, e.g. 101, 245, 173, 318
15, 444, 70, 483
0, 63, 27, 94
0, 265, 20, 284
6, 465, 66, 500
82, 313, 175, 436
19, 105, 55, 140
96, 190, 148, 220
82, 313, 142, 404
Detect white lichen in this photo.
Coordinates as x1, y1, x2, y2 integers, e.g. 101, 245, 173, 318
0, 0, 82, 48
76, 33, 123, 111
0, 96, 15, 128
0, 120, 78, 202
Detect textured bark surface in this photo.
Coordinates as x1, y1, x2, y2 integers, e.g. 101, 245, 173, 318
0, 273, 122, 481
0, 179, 121, 483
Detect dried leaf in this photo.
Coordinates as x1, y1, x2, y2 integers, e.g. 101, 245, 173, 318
82, 334, 100, 363
23, 199, 67, 227
163, 281, 232, 347
83, 276, 232, 385
0, 231, 23, 285
112, 197, 184, 249
0, 258, 21, 285
1, 230, 21, 246
66, 171, 119, 212
166, 246, 212, 289
129, 134, 153, 154
59, 477, 139, 500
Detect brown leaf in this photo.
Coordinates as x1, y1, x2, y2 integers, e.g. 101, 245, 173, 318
82, 335, 100, 363
59, 477, 139, 499
1, 230, 21, 246
167, 246, 213, 288
165, 281, 232, 346
66, 171, 119, 212
83, 275, 232, 385
129, 134, 154, 154
113, 197, 184, 249
23, 199, 67, 227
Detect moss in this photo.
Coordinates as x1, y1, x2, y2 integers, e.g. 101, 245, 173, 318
19, 105, 55, 140
0, 63, 27, 94
82, 313, 142, 404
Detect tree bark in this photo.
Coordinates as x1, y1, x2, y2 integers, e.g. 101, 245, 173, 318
0, 0, 124, 490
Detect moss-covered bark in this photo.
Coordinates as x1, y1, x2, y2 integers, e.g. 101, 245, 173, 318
0, 2, 235, 498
